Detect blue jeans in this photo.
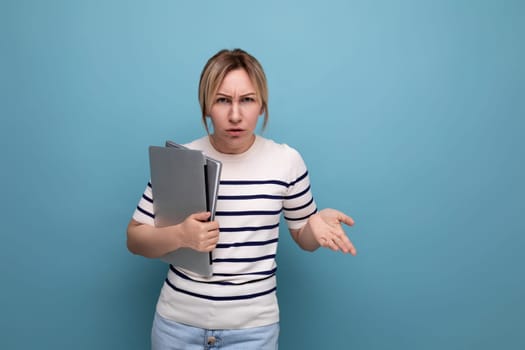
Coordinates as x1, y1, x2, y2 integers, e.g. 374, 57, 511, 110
151, 312, 279, 350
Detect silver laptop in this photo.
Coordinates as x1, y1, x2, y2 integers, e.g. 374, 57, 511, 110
165, 140, 222, 220
149, 145, 221, 276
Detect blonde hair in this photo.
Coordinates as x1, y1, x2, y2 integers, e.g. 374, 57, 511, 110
198, 49, 269, 133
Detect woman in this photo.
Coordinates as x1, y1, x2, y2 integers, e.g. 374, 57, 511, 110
127, 48, 356, 349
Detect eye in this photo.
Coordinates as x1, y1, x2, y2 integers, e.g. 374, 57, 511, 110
240, 96, 256, 103
216, 97, 231, 104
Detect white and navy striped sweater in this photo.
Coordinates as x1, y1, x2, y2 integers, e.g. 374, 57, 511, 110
133, 136, 317, 329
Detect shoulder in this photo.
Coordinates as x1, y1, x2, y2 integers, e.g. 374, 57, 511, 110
257, 136, 305, 165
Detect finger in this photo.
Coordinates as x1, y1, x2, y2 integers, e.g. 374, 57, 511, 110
341, 233, 357, 255
338, 235, 357, 255
192, 211, 211, 222
199, 234, 219, 251
332, 227, 346, 239
321, 236, 340, 251
206, 235, 220, 250
319, 237, 333, 250
209, 229, 220, 241
328, 227, 355, 254
207, 220, 220, 231
329, 239, 340, 252
201, 229, 219, 242
202, 242, 217, 252
337, 212, 355, 227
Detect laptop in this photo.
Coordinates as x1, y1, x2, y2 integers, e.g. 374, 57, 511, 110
165, 140, 222, 220
148, 144, 222, 276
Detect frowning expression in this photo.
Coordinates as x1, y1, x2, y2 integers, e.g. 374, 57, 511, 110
208, 68, 263, 154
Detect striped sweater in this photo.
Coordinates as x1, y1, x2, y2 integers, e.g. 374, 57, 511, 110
132, 135, 317, 329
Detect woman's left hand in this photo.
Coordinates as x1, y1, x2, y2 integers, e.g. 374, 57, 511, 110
309, 208, 356, 255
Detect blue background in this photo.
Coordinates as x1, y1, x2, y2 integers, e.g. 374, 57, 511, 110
1, 1, 524, 349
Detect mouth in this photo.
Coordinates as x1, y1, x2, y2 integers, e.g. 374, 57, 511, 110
226, 128, 244, 136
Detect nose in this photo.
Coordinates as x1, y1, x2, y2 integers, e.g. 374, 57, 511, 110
229, 101, 241, 123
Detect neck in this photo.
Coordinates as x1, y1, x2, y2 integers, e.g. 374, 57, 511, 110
209, 134, 256, 154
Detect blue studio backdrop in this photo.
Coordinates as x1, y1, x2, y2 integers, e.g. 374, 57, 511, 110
1, 1, 524, 349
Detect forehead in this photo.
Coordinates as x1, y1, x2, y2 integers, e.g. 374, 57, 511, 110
217, 68, 256, 94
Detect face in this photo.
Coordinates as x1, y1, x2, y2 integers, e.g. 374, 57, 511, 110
208, 68, 263, 154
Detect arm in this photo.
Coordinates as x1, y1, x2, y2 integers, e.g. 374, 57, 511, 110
289, 208, 357, 255
126, 211, 220, 258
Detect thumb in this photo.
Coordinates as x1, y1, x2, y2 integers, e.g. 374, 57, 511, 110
337, 211, 355, 226
191, 211, 211, 222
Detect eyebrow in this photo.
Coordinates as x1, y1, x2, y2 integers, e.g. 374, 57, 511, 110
216, 92, 257, 98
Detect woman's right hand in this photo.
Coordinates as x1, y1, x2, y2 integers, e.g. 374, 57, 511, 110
178, 212, 220, 252
126, 212, 220, 258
